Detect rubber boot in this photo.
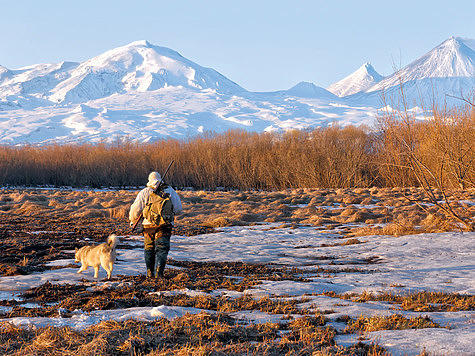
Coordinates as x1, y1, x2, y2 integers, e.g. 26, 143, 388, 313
156, 259, 166, 278
154, 231, 170, 279
144, 249, 155, 278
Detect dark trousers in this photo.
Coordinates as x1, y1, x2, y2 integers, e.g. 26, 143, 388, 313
143, 225, 172, 276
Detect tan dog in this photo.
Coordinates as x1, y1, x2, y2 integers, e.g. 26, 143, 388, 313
75, 234, 119, 279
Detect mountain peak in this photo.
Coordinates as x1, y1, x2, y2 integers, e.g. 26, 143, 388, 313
47, 40, 246, 103
368, 36, 475, 95
0, 65, 9, 75
290, 81, 318, 90
127, 40, 152, 47
437, 36, 470, 53
418, 36, 474, 77
359, 63, 381, 77
327, 62, 383, 97
284, 81, 338, 99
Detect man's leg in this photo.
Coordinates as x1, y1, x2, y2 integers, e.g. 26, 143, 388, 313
154, 225, 172, 277
143, 227, 158, 278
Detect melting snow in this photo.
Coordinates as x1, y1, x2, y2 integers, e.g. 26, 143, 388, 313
0, 225, 473, 355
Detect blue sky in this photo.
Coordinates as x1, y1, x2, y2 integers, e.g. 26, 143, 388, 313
1, 0, 474, 91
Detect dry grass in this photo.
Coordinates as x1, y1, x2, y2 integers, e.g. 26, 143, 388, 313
2, 187, 473, 237
0, 313, 390, 356
6, 262, 313, 318
327, 291, 475, 312
344, 314, 441, 333
320, 238, 363, 247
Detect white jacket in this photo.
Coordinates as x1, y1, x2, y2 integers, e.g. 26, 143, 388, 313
129, 185, 183, 226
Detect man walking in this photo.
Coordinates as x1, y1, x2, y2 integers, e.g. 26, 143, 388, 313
129, 171, 183, 278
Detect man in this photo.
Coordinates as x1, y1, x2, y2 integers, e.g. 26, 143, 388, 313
129, 171, 183, 278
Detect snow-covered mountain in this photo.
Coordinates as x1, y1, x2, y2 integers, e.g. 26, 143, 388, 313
351, 37, 475, 105
374, 37, 475, 87
0, 37, 474, 144
272, 81, 339, 99
0, 41, 246, 107
327, 63, 383, 97
49, 40, 246, 103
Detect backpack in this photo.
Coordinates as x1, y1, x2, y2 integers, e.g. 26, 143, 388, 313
142, 184, 174, 227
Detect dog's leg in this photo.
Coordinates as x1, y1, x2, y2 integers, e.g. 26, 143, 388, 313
103, 264, 111, 280
107, 263, 113, 279
101, 260, 112, 280
94, 266, 99, 278
77, 264, 87, 274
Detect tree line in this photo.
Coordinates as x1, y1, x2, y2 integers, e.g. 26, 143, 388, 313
1, 106, 473, 190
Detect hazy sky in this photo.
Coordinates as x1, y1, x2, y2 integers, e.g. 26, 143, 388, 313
1, 0, 474, 91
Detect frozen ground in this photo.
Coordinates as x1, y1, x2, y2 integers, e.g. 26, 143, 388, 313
0, 224, 473, 355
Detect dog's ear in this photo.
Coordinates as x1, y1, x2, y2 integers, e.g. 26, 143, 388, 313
75, 247, 78, 252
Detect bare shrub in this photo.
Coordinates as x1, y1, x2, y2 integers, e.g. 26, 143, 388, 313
0, 126, 376, 190
377, 90, 474, 231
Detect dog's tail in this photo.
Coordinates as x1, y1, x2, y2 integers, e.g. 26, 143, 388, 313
107, 234, 119, 249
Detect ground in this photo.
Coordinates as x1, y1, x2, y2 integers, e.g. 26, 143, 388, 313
0, 187, 473, 355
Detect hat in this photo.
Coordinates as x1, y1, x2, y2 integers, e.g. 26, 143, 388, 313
147, 171, 162, 188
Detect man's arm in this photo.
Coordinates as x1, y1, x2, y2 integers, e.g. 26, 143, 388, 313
129, 189, 149, 224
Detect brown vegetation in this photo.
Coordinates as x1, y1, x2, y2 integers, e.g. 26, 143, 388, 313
377, 99, 475, 230
1, 102, 473, 192
1, 187, 474, 247
338, 290, 475, 312
344, 314, 441, 333
0, 314, 390, 356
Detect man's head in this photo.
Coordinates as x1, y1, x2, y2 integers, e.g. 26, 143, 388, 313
147, 171, 162, 188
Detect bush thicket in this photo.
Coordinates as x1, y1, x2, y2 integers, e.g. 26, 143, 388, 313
1, 106, 473, 190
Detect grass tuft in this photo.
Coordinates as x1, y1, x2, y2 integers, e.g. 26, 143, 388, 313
344, 314, 441, 333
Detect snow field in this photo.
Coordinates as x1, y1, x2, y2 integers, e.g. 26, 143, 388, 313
0, 224, 473, 355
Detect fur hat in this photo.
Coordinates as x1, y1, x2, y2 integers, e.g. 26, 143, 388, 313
147, 171, 162, 188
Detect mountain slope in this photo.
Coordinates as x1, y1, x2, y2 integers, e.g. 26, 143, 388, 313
0, 62, 78, 101
327, 63, 383, 97
0, 87, 377, 144
0, 65, 11, 82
